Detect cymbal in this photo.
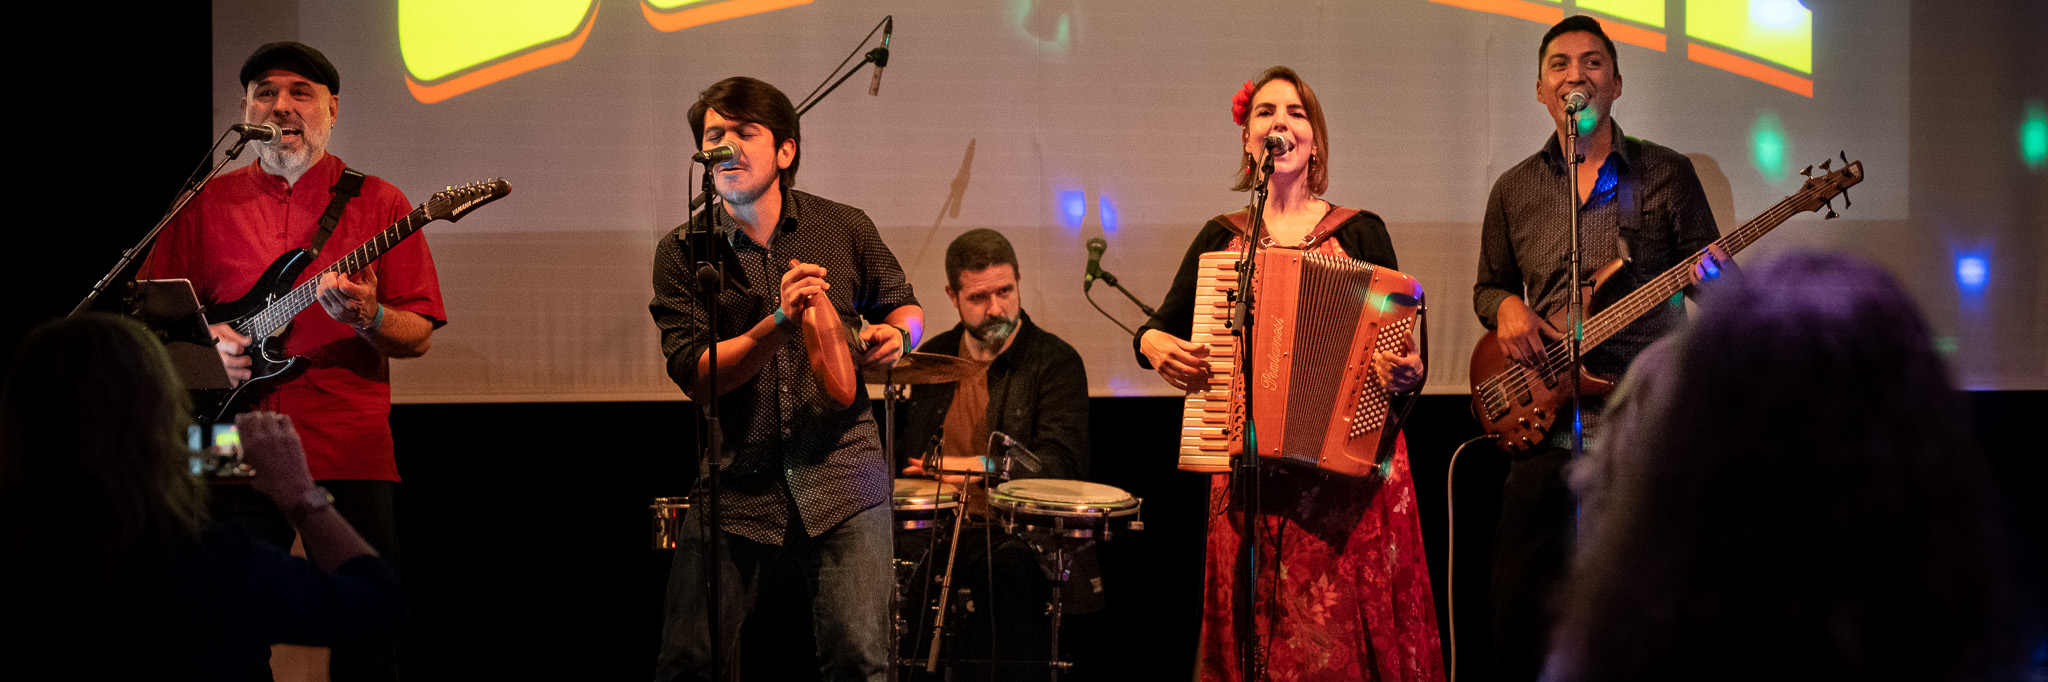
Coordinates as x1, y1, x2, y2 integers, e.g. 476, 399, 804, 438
863, 352, 983, 385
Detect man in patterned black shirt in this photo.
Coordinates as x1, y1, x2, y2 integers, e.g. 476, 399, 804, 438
650, 76, 923, 682
1472, 16, 1721, 682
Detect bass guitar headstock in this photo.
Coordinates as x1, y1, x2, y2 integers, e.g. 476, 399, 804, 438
1794, 152, 1864, 219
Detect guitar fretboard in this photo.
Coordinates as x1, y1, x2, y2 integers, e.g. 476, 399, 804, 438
237, 207, 431, 339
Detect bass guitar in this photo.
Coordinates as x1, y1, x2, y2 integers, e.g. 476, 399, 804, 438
199, 178, 511, 421
1469, 158, 1863, 451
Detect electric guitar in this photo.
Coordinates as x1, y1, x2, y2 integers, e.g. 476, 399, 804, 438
199, 178, 511, 421
1469, 157, 1863, 451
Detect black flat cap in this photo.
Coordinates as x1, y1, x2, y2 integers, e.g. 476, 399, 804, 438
239, 42, 340, 94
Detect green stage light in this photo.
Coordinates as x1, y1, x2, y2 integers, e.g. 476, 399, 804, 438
1750, 110, 1787, 179
2023, 101, 2046, 170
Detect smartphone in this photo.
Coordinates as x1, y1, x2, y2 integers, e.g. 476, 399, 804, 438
187, 423, 244, 477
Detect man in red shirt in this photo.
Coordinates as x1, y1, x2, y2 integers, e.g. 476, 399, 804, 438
142, 41, 443, 681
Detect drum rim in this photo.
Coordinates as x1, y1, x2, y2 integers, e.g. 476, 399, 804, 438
892, 497, 962, 511
987, 495, 1140, 518
891, 478, 961, 510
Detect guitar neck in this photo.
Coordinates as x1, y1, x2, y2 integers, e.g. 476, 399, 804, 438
1579, 185, 1822, 350
239, 208, 431, 338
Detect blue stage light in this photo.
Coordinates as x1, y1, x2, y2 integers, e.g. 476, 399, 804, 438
1057, 190, 1086, 229
1955, 256, 1988, 291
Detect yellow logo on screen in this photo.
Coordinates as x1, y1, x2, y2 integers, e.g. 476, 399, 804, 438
1430, 0, 1816, 96
399, 0, 814, 104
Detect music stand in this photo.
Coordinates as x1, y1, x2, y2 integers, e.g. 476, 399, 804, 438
130, 279, 233, 392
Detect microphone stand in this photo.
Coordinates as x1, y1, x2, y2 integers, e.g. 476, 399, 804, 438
1083, 268, 1154, 338
71, 127, 258, 316
688, 15, 892, 211
1564, 109, 1586, 462
687, 161, 728, 682
1096, 270, 1155, 317
1231, 152, 1275, 682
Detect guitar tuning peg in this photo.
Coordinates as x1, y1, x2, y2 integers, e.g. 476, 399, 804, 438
1839, 150, 1848, 163
1841, 188, 1851, 208
1819, 159, 1833, 172
1799, 165, 1814, 177
1825, 209, 1838, 219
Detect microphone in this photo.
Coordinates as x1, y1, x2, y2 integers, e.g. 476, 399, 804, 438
867, 16, 892, 96
691, 142, 736, 165
1564, 90, 1590, 114
231, 122, 281, 142
1084, 237, 1108, 292
1263, 131, 1292, 156
990, 430, 1043, 475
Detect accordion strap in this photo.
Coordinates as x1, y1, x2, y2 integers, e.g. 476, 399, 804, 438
1215, 204, 1362, 249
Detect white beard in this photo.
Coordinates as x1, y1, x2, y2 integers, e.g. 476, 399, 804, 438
254, 123, 330, 184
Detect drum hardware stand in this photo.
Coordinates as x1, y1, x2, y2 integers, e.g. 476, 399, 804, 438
73, 124, 270, 317
919, 436, 1019, 674
921, 445, 971, 674
1226, 145, 1277, 682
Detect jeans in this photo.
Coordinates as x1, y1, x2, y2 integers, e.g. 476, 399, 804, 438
655, 502, 893, 682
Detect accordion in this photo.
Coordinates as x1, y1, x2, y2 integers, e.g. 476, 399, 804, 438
1177, 247, 1422, 478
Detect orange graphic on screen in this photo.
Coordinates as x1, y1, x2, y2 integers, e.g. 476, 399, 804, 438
643, 0, 815, 33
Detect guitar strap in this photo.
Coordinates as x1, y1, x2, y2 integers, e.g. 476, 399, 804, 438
308, 167, 366, 257
1615, 138, 1643, 269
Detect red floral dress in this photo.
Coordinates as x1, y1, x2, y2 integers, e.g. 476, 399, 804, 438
1195, 218, 1445, 682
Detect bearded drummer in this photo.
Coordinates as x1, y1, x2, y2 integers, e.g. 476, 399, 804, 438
891, 228, 1098, 668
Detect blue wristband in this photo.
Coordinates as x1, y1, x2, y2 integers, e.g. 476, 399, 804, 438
772, 307, 793, 327
356, 304, 386, 333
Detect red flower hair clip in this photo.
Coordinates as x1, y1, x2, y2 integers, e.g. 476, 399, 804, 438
1231, 79, 1257, 127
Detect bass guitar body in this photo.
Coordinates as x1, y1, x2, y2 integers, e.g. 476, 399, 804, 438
1467, 258, 1625, 452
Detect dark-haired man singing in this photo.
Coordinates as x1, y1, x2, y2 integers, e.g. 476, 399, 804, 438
649, 76, 923, 682
1473, 16, 1720, 682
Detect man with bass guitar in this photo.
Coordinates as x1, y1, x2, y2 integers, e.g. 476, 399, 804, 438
1470, 16, 1726, 682
140, 41, 443, 682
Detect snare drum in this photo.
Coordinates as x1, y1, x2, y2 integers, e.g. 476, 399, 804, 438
988, 479, 1141, 539
892, 478, 960, 530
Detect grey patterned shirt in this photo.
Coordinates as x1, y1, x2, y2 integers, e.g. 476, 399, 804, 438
1473, 122, 1719, 381
651, 188, 918, 545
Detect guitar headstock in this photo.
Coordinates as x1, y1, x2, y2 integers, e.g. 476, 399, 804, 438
425, 178, 513, 223
1793, 153, 1863, 219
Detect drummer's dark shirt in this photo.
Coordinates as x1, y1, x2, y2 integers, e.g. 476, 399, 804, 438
650, 187, 918, 545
